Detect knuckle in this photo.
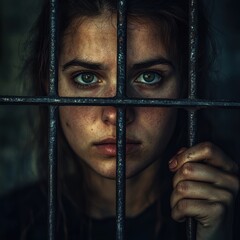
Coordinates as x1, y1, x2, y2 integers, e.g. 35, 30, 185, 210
201, 141, 215, 156
176, 181, 188, 195
172, 200, 190, 222
177, 199, 189, 212
181, 162, 194, 177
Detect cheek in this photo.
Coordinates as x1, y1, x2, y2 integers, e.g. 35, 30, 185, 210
59, 106, 98, 138
138, 107, 177, 139
60, 107, 83, 130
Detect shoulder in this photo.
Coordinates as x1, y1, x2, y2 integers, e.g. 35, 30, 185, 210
0, 182, 47, 239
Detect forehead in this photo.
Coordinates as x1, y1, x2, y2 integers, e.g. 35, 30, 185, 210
60, 14, 169, 64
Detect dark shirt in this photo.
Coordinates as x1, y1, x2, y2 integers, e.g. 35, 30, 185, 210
0, 183, 186, 240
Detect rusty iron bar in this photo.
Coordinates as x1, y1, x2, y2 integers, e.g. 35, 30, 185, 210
48, 0, 58, 240
116, 0, 127, 239
1, 96, 240, 109
49, 0, 58, 96
116, 108, 126, 240
187, 0, 198, 239
48, 106, 58, 240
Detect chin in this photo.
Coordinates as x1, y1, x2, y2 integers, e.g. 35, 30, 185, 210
93, 161, 152, 180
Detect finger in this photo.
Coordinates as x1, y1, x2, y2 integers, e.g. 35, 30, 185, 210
172, 162, 239, 194
170, 180, 234, 209
171, 199, 227, 224
169, 142, 239, 174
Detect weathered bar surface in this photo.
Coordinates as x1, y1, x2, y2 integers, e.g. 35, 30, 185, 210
48, 106, 58, 240
116, 0, 127, 239
116, 108, 126, 240
187, 0, 198, 239
48, 0, 58, 240
1, 96, 240, 108
49, 0, 58, 96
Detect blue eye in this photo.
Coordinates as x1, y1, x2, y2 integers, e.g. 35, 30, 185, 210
73, 72, 98, 86
135, 71, 163, 85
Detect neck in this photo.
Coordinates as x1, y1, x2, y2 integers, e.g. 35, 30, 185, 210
84, 159, 162, 219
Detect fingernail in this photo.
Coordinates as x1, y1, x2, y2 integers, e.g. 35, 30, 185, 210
169, 158, 178, 169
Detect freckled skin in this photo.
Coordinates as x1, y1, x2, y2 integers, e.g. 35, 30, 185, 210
58, 15, 180, 180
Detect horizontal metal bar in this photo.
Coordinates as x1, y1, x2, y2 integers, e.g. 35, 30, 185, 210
1, 96, 240, 108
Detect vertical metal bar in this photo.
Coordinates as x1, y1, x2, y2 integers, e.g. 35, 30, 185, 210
48, 106, 58, 240
117, 0, 127, 98
116, 108, 126, 240
187, 0, 198, 240
189, 0, 198, 100
116, 0, 127, 240
49, 0, 58, 96
49, 0, 58, 240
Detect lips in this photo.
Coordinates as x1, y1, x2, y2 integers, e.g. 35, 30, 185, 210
93, 138, 141, 157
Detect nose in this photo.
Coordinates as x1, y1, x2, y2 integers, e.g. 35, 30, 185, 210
101, 106, 135, 126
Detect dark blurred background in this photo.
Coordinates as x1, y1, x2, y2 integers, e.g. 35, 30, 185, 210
0, 0, 240, 195
199, 0, 240, 164
0, 0, 42, 195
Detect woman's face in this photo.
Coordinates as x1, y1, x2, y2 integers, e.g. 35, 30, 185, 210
58, 14, 180, 179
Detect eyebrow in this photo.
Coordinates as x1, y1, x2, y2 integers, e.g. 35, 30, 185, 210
62, 59, 105, 71
62, 57, 175, 72
131, 57, 175, 71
